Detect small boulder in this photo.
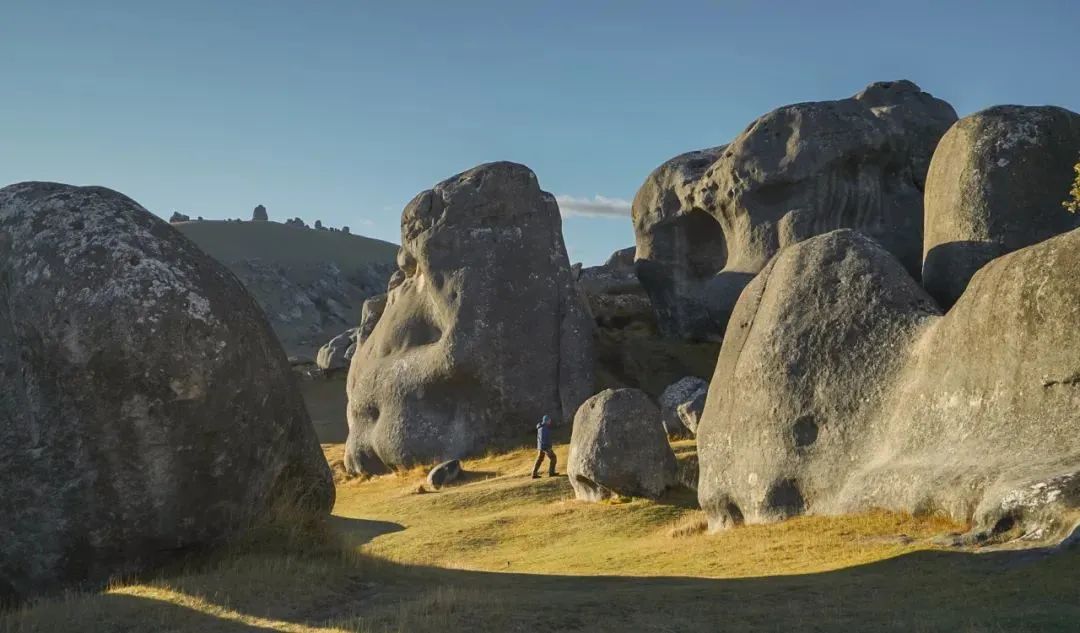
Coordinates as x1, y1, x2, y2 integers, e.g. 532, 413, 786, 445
676, 389, 706, 435
427, 460, 463, 490
568, 388, 677, 501
169, 211, 190, 223
316, 327, 359, 371
658, 377, 709, 437
252, 204, 268, 222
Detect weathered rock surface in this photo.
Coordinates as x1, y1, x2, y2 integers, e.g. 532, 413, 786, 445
316, 327, 359, 371
427, 460, 463, 490
0, 183, 333, 601
698, 227, 1080, 544
568, 389, 677, 501
344, 162, 594, 474
633, 80, 957, 340
174, 221, 396, 358
578, 248, 719, 399
658, 377, 708, 437
676, 390, 706, 436
922, 105, 1080, 307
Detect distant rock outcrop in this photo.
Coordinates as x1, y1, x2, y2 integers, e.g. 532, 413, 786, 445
633, 80, 957, 340
580, 247, 720, 400
922, 105, 1080, 307
252, 204, 268, 222
344, 162, 594, 474
0, 182, 333, 601
568, 388, 677, 501
698, 228, 1080, 544
169, 211, 190, 223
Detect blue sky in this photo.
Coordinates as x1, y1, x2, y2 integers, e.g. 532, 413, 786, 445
2, 1, 1078, 264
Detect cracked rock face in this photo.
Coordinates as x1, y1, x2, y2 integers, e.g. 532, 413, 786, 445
633, 80, 957, 341
698, 228, 1080, 544
0, 183, 333, 601
568, 388, 677, 501
922, 105, 1080, 307
344, 162, 594, 474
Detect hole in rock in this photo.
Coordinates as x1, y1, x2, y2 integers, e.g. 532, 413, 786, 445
764, 478, 805, 517
792, 415, 819, 448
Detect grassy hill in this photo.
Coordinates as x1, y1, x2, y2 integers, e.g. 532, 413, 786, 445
174, 221, 399, 270
173, 221, 399, 358
5, 440, 1079, 632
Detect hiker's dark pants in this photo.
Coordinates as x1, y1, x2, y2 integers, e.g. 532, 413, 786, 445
532, 448, 556, 475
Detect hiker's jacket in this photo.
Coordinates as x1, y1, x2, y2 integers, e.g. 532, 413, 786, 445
536, 422, 552, 450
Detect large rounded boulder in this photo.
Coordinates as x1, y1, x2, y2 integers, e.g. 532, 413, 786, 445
845, 225, 1080, 540
0, 183, 333, 601
698, 226, 1080, 543
697, 230, 940, 528
568, 388, 677, 501
345, 162, 594, 474
633, 80, 957, 340
922, 105, 1080, 307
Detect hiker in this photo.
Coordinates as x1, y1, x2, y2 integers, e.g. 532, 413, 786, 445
532, 414, 557, 478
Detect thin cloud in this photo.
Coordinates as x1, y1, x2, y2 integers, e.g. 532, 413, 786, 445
554, 194, 632, 219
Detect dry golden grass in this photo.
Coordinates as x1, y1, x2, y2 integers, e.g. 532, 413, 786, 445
334, 441, 966, 579
4, 441, 1080, 632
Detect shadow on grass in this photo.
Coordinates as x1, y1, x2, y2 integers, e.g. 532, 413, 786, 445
327, 516, 405, 547
10, 526, 1079, 633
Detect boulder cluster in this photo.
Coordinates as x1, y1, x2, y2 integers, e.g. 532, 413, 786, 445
340, 81, 1080, 545
4, 77, 1078, 602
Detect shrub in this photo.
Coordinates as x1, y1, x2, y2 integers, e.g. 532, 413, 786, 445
1065, 159, 1080, 214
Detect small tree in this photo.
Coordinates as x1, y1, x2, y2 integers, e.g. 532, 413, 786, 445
1065, 159, 1080, 214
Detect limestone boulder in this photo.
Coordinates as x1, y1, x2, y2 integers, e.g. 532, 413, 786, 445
676, 389, 707, 436
427, 459, 463, 490
698, 227, 1080, 544
633, 80, 957, 340
344, 162, 594, 474
922, 105, 1080, 307
698, 230, 939, 527
657, 377, 709, 437
0, 183, 333, 601
316, 327, 358, 371
568, 389, 677, 501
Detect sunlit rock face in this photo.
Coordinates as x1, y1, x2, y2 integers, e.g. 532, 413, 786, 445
698, 228, 1080, 545
633, 80, 957, 341
922, 105, 1080, 307
0, 182, 333, 601
345, 162, 594, 474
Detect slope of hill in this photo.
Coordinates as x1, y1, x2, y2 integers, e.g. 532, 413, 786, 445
174, 221, 398, 358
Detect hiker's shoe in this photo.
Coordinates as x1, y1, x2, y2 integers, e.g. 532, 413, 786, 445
548, 472, 558, 477
531, 474, 541, 479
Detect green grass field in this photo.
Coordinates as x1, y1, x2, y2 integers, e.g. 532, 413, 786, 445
4, 441, 1080, 632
